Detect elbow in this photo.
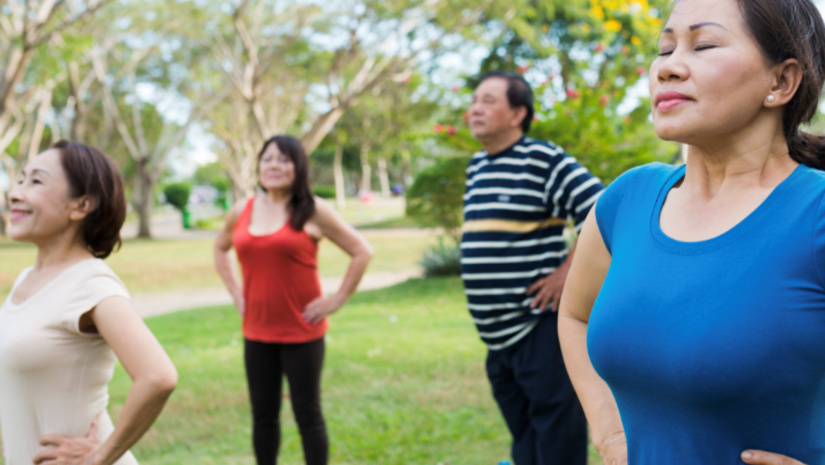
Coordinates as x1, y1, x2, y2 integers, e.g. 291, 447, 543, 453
146, 368, 178, 397
362, 243, 375, 262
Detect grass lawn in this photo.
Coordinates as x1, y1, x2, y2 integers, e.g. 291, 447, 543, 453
103, 277, 602, 464
0, 231, 434, 301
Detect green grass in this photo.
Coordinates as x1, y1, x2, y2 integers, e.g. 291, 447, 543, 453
0, 232, 434, 301
112, 278, 511, 464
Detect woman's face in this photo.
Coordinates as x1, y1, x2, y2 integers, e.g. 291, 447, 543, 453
7, 150, 82, 243
258, 142, 296, 192
650, 0, 777, 144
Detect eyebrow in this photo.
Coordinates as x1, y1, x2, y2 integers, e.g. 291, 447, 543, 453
27, 168, 51, 177
663, 22, 727, 34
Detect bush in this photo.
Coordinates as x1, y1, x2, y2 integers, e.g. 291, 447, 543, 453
405, 156, 469, 242
312, 185, 336, 199
421, 237, 462, 277
163, 182, 191, 212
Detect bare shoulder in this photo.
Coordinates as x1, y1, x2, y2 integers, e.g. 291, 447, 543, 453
226, 197, 252, 226
310, 196, 340, 225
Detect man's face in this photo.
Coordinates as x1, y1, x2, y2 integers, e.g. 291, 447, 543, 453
468, 77, 524, 140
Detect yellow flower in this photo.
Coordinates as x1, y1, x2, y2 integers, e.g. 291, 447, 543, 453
631, 36, 642, 46
589, 5, 605, 20
604, 19, 622, 32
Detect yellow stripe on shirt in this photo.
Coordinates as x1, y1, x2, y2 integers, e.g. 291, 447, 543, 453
462, 217, 567, 234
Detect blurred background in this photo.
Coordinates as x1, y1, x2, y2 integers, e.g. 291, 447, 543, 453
2, 1, 825, 464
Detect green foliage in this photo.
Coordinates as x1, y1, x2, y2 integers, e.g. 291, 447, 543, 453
193, 162, 231, 209
162, 182, 191, 212
405, 156, 469, 241
530, 84, 677, 184
312, 185, 336, 199
421, 237, 463, 278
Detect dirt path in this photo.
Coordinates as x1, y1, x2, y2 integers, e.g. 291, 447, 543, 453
132, 269, 422, 318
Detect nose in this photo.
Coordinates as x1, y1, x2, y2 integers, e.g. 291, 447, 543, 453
8, 184, 23, 205
656, 49, 690, 85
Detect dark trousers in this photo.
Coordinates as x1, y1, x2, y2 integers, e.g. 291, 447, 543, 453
486, 313, 588, 465
244, 338, 328, 465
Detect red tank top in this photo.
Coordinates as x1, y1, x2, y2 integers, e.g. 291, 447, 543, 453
232, 198, 327, 343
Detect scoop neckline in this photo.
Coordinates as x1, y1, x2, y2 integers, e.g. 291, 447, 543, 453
650, 163, 805, 254
246, 196, 291, 238
3, 258, 98, 312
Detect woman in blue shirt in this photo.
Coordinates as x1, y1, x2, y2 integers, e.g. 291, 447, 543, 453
559, 0, 825, 464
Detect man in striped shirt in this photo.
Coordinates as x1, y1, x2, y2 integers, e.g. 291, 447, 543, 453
463, 71, 604, 465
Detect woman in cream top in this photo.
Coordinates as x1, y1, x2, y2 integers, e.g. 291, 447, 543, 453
0, 141, 177, 465
0, 260, 137, 463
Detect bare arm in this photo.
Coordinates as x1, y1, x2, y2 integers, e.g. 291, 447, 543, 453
303, 198, 374, 324
214, 200, 246, 316
557, 208, 626, 464
35, 296, 177, 465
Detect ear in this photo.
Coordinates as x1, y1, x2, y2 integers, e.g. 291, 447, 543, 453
766, 58, 803, 107
68, 196, 97, 222
511, 106, 528, 129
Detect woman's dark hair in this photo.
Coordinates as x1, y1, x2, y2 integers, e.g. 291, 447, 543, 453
734, 0, 825, 169
478, 71, 535, 133
257, 135, 316, 231
52, 140, 126, 259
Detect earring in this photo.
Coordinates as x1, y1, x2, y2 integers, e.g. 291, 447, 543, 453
767, 95, 776, 103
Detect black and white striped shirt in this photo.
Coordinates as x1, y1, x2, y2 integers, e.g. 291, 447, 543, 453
461, 137, 604, 351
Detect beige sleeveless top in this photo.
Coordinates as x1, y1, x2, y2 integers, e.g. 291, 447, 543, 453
0, 259, 138, 465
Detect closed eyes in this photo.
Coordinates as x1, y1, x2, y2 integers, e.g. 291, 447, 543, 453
658, 44, 717, 56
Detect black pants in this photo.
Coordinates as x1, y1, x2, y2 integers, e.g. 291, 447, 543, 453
485, 313, 588, 465
244, 338, 328, 465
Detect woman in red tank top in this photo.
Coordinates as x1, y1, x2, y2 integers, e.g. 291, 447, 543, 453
214, 136, 373, 465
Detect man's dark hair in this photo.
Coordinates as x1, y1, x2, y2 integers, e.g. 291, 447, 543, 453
478, 71, 534, 133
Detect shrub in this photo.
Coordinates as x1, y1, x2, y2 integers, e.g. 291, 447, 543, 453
312, 185, 336, 199
163, 182, 191, 212
421, 237, 462, 277
405, 156, 469, 242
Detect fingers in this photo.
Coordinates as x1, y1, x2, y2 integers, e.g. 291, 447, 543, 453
38, 434, 66, 447
526, 279, 542, 296
742, 450, 805, 465
552, 293, 562, 313
531, 286, 558, 310
86, 419, 99, 440
32, 448, 58, 464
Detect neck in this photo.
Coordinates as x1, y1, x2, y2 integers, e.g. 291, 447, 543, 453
33, 229, 94, 271
478, 129, 524, 155
682, 120, 798, 197
263, 187, 292, 204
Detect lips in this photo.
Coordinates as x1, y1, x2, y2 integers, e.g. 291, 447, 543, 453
655, 91, 693, 111
9, 208, 32, 222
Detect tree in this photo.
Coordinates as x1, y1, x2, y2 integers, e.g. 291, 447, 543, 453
0, 0, 112, 234
202, 0, 491, 196
89, 2, 229, 238
406, 156, 469, 244
435, 0, 676, 184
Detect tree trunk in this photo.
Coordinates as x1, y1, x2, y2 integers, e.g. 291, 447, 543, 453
134, 156, 155, 239
27, 90, 52, 161
401, 148, 413, 186
334, 140, 346, 209
360, 144, 371, 194
378, 156, 390, 197
0, 189, 7, 236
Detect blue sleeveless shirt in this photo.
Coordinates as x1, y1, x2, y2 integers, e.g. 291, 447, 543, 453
588, 162, 825, 464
